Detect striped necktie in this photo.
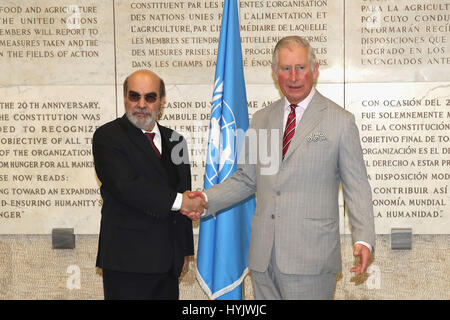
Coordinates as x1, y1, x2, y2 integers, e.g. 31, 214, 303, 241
144, 132, 161, 158
282, 104, 297, 160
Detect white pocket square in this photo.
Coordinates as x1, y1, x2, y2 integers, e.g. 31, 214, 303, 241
306, 132, 326, 142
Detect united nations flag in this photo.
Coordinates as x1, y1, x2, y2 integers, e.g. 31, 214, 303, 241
196, 0, 256, 300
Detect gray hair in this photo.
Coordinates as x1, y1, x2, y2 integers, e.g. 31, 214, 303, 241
271, 36, 317, 72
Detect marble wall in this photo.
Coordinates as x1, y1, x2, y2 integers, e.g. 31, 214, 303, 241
1, 0, 447, 235
0, 0, 449, 298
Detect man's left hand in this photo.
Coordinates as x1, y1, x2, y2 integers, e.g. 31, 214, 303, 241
350, 243, 371, 275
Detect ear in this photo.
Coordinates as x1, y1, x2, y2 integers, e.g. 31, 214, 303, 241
272, 65, 279, 83
312, 62, 319, 81
160, 95, 166, 107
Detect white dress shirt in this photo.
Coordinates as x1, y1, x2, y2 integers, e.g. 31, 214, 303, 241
282, 87, 316, 132
141, 124, 162, 155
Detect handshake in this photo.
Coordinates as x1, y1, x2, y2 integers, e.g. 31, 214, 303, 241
180, 190, 208, 221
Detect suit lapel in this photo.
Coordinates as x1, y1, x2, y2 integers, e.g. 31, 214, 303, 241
283, 91, 327, 161
261, 99, 284, 175
159, 124, 186, 190
159, 124, 176, 164
266, 99, 285, 157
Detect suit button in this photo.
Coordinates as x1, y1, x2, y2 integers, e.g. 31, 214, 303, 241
271, 214, 275, 219
276, 191, 281, 196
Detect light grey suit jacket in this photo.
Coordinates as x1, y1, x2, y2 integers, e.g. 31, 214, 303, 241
204, 91, 375, 275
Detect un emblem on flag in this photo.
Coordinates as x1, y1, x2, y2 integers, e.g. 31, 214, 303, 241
206, 79, 237, 184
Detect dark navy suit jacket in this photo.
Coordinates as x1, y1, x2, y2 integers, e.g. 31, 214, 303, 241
93, 115, 194, 276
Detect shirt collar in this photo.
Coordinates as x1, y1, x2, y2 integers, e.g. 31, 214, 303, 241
284, 87, 316, 111
141, 122, 160, 137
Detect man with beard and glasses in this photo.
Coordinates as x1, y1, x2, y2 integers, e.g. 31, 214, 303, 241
92, 70, 205, 299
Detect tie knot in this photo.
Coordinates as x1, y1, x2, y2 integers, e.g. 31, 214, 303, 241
145, 132, 155, 141
289, 104, 297, 112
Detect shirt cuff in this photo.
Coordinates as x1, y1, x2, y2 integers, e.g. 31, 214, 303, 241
355, 241, 373, 254
171, 193, 182, 211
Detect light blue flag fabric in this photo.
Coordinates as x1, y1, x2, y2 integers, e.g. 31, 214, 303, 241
196, 0, 256, 300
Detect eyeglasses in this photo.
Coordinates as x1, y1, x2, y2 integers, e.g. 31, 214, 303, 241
128, 90, 158, 103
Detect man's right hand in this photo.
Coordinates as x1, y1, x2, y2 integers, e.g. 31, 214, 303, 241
180, 190, 208, 221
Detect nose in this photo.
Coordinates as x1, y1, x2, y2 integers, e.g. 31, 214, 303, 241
288, 69, 299, 82
137, 96, 148, 108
